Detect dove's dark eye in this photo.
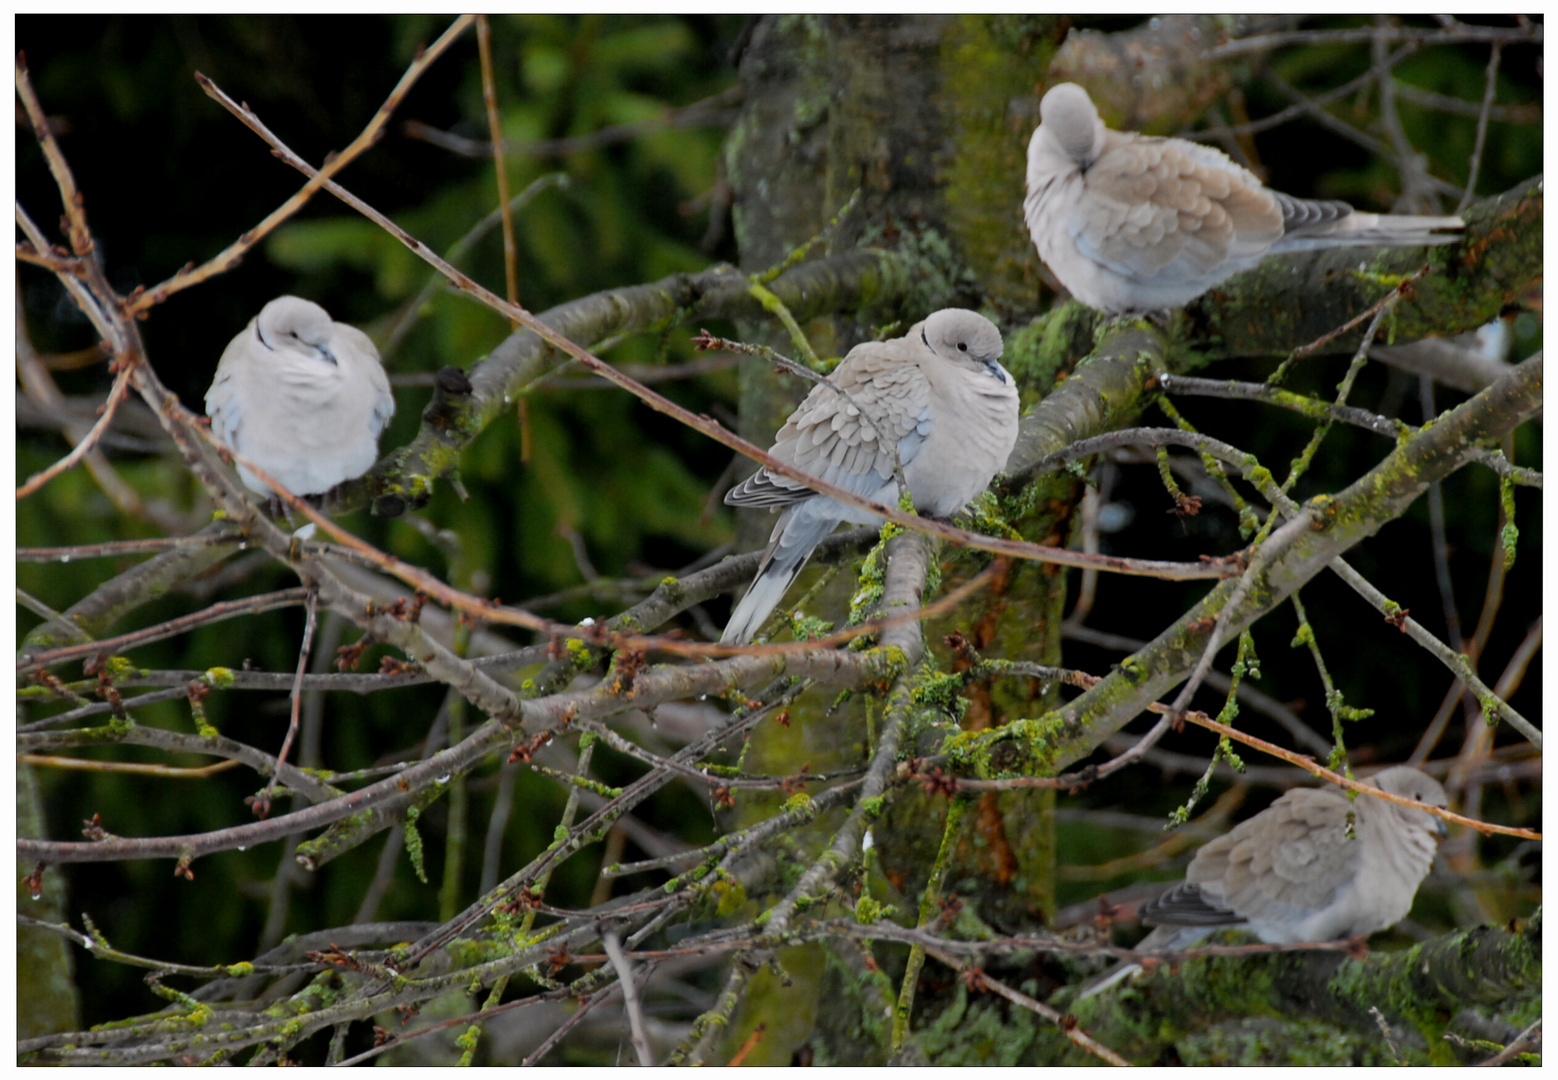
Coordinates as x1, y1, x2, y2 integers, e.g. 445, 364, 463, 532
957, 342, 968, 352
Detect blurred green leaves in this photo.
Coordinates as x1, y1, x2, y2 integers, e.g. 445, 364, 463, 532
257, 14, 742, 608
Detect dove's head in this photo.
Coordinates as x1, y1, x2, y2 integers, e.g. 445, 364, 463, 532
921, 309, 1006, 383
1039, 82, 1104, 166
1370, 766, 1450, 840
256, 296, 338, 366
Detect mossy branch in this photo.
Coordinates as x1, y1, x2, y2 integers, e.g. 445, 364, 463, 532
1195, 177, 1543, 359
1060, 912, 1541, 1065
343, 249, 926, 516
955, 352, 1542, 775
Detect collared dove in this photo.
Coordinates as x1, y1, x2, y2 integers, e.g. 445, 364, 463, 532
205, 296, 395, 498
720, 309, 1019, 645
1079, 766, 1449, 999
1024, 82, 1464, 314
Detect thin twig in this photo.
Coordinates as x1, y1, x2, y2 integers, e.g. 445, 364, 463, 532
15, 56, 92, 255
1327, 558, 1538, 749
17, 588, 314, 675
475, 14, 530, 463
1372, 17, 1439, 211
18, 754, 242, 779
16, 357, 138, 499
16, 536, 235, 562
1395, 81, 1536, 123
402, 84, 743, 159
19, 722, 338, 802
1192, 45, 1416, 140
1492, 618, 1541, 702
14, 290, 182, 529
124, 16, 475, 314
922, 947, 1131, 1066
1418, 378, 1465, 652
602, 931, 654, 1067
1177, 713, 1539, 840
1280, 264, 1432, 369
1262, 71, 1464, 200
16, 588, 93, 644
381, 172, 568, 357
1474, 1017, 1541, 1067
14, 203, 119, 348
476, 15, 520, 326
194, 74, 1234, 595
256, 586, 320, 816
1208, 22, 1539, 59
1457, 43, 1503, 214
1159, 372, 1539, 486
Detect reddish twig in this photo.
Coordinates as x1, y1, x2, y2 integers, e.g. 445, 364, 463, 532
194, 73, 1236, 588
16, 352, 139, 499
253, 587, 320, 818
192, 410, 1014, 659
1178, 711, 1539, 840
17, 588, 314, 676
922, 946, 1130, 1066
123, 15, 474, 314
1283, 264, 1432, 367
15, 53, 93, 256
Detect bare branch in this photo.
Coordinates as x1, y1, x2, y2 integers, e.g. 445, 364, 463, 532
1208, 22, 1539, 59
602, 931, 655, 1067
1458, 43, 1504, 214
124, 16, 474, 314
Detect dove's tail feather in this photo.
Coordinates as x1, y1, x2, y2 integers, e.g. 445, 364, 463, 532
1074, 925, 1212, 1001
1276, 210, 1464, 253
1076, 961, 1142, 1001
720, 509, 837, 645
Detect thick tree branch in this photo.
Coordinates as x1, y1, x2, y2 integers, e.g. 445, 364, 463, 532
1194, 177, 1542, 358
1065, 913, 1542, 1065
961, 353, 1542, 774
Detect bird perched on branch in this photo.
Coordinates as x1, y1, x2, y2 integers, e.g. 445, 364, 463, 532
206, 296, 395, 500
1078, 765, 1450, 999
720, 309, 1019, 645
1024, 82, 1464, 314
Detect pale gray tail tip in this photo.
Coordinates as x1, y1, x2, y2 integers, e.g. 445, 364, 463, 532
1374, 213, 1465, 241
718, 594, 779, 646
1075, 963, 1139, 1001
719, 561, 806, 646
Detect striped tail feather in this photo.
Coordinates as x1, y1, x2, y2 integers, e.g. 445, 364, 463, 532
1275, 206, 1463, 252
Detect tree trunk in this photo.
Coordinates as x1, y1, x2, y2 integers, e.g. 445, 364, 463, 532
719, 16, 1071, 1063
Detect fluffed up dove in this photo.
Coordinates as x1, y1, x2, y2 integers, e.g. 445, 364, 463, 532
1024, 82, 1464, 314
720, 309, 1020, 645
206, 296, 395, 499
1078, 765, 1449, 999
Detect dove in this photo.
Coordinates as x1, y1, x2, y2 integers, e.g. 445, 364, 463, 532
1024, 82, 1464, 314
1078, 766, 1449, 999
720, 309, 1019, 645
205, 296, 395, 499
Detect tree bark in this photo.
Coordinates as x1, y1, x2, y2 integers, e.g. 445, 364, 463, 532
1059, 913, 1542, 1065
